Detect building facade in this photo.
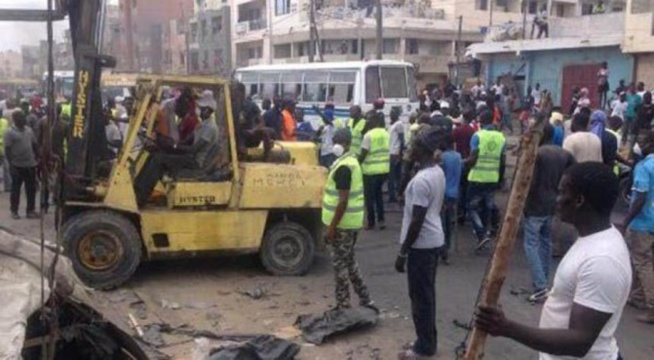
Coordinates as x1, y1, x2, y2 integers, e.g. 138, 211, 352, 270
230, 0, 487, 88
468, 6, 632, 110
0, 50, 23, 79
189, 4, 232, 75
624, 0, 654, 86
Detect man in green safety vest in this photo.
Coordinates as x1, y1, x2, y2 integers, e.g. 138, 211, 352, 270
61, 97, 72, 119
0, 114, 10, 192
323, 127, 374, 310
359, 112, 390, 230
465, 110, 506, 250
347, 105, 366, 155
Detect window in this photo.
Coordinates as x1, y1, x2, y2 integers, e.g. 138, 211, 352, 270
200, 19, 207, 42
351, 39, 358, 55
179, 51, 185, 66
240, 72, 260, 98
632, 0, 652, 14
477, 0, 488, 11
528, 1, 538, 14
190, 23, 198, 42
260, 72, 280, 99
275, 0, 291, 16
212, 16, 222, 34
381, 67, 408, 99
203, 50, 209, 69
303, 70, 328, 102
365, 66, 381, 103
406, 39, 419, 55
328, 71, 356, 104
214, 49, 223, 69
581, 4, 593, 15
383, 39, 397, 54
191, 51, 199, 71
281, 71, 302, 100
407, 67, 418, 102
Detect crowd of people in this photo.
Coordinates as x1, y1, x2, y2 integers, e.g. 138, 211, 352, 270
315, 77, 653, 359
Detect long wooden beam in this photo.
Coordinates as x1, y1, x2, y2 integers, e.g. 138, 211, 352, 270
464, 118, 546, 359
0, 9, 65, 22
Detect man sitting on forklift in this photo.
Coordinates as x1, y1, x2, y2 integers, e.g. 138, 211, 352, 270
134, 90, 220, 206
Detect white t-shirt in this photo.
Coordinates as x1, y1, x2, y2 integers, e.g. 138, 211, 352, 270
320, 124, 334, 156
539, 227, 631, 360
389, 121, 404, 156
532, 89, 542, 105
105, 122, 122, 155
400, 165, 445, 249
562, 132, 603, 163
610, 100, 627, 119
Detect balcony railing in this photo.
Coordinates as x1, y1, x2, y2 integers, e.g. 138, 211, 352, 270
235, 18, 267, 34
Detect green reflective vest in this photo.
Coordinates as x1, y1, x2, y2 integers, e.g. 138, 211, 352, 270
0, 117, 8, 157
348, 118, 366, 155
362, 128, 390, 175
606, 129, 620, 176
61, 103, 72, 118
322, 154, 365, 230
468, 129, 506, 183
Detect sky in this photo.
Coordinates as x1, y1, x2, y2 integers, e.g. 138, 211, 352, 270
0, 0, 118, 52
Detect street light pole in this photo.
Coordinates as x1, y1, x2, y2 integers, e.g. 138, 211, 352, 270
375, 0, 382, 60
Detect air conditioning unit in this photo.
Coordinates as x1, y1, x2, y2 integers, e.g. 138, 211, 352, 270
235, 22, 250, 34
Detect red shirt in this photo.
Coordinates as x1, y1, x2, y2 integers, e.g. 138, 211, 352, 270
453, 123, 477, 158
178, 101, 199, 142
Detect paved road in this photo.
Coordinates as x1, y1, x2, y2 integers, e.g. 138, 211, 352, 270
1, 190, 652, 360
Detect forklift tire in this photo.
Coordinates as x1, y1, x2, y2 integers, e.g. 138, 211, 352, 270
62, 211, 142, 290
260, 221, 315, 276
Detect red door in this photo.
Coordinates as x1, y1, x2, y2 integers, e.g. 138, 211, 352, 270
561, 63, 602, 115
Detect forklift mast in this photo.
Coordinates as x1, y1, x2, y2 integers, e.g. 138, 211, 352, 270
63, 0, 116, 199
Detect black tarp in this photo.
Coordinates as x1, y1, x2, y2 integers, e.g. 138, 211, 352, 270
295, 307, 378, 345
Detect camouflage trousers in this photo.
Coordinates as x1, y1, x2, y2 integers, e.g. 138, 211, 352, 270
328, 230, 371, 308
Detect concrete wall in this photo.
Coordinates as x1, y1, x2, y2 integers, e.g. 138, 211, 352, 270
635, 53, 654, 87
485, 46, 633, 106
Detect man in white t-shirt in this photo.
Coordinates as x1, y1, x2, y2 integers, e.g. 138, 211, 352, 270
394, 128, 446, 359
532, 83, 542, 106
563, 112, 603, 163
476, 162, 631, 360
388, 107, 404, 203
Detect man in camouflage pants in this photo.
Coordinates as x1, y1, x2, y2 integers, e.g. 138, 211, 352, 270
323, 128, 374, 309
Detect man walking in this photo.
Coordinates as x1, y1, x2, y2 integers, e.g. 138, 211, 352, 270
476, 162, 632, 360
388, 107, 404, 203
562, 112, 603, 163
4, 110, 39, 219
347, 105, 366, 155
394, 128, 446, 360
359, 112, 390, 230
618, 130, 654, 324
323, 128, 373, 310
0, 112, 9, 192
465, 110, 506, 250
523, 119, 576, 302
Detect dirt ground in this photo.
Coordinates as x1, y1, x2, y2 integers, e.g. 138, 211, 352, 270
1, 138, 653, 359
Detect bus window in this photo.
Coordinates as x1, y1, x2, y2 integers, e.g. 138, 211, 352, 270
240, 72, 260, 99
260, 72, 280, 100
380, 67, 408, 99
303, 70, 328, 102
365, 66, 381, 103
328, 70, 356, 104
406, 67, 419, 102
281, 72, 302, 100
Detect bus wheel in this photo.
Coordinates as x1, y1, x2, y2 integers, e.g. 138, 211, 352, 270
62, 211, 142, 290
260, 221, 315, 276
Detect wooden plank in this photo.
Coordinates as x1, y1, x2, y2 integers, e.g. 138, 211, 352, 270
464, 118, 546, 360
0, 9, 65, 22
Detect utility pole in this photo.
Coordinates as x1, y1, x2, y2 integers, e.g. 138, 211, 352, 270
125, 0, 135, 71
375, 0, 382, 60
267, 0, 274, 64
455, 15, 463, 87
522, 0, 527, 39
309, 0, 316, 63
489, 0, 494, 30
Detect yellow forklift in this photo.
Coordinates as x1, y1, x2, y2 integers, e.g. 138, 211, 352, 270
60, 75, 326, 289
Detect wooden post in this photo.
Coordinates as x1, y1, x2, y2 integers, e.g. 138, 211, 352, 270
464, 118, 546, 360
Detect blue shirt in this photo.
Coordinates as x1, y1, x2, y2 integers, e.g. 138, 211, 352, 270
441, 150, 462, 200
553, 125, 564, 147
296, 122, 314, 141
629, 154, 654, 232
263, 107, 282, 138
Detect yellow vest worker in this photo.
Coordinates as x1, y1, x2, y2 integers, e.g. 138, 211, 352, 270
0, 117, 9, 157
322, 128, 373, 309
61, 103, 72, 118
361, 128, 390, 175
468, 129, 506, 183
348, 117, 366, 155
467, 117, 506, 245
322, 154, 365, 229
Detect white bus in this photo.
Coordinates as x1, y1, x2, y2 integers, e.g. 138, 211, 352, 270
234, 60, 419, 128
42, 71, 75, 101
